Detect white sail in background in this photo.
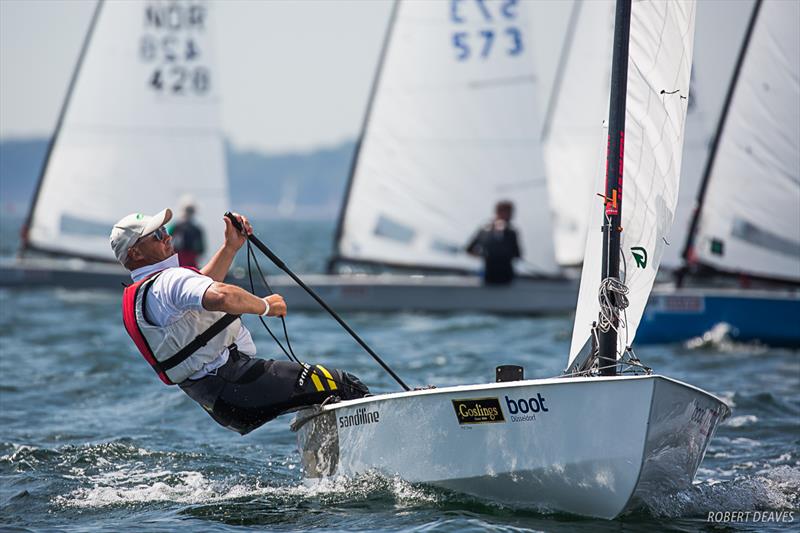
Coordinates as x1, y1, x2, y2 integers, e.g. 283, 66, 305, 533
570, 0, 697, 362
336, 0, 558, 274
26, 0, 228, 262
541, 0, 615, 267
540, 0, 748, 271
663, 0, 757, 270
688, 0, 800, 283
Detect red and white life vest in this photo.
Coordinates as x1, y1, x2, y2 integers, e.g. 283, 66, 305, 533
122, 268, 240, 385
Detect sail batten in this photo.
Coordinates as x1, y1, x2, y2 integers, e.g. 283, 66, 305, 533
24, 0, 229, 263
335, 0, 558, 275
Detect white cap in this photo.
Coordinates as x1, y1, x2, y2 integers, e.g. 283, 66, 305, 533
109, 208, 172, 264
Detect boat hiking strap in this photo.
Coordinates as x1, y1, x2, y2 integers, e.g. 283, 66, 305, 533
289, 395, 340, 432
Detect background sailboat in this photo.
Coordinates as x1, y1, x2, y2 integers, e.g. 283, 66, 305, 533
638, 0, 800, 346
244, 0, 579, 313
1, 0, 229, 286
331, 0, 558, 277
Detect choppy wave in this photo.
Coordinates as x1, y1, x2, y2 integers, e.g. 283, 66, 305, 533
642, 466, 800, 519
684, 323, 770, 354
55, 467, 444, 511
1, 230, 798, 532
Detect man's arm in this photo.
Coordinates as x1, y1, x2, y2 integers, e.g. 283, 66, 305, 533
510, 228, 521, 259
466, 228, 485, 257
202, 282, 286, 317
200, 213, 251, 282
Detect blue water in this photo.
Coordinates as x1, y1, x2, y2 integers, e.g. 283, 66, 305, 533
1, 218, 798, 532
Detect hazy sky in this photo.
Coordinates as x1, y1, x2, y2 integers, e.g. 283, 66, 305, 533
0, 0, 394, 153
1, 0, 752, 154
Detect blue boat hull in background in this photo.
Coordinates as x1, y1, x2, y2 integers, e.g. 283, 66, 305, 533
638, 287, 800, 347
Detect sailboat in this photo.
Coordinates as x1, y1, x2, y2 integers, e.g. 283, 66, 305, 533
0, 0, 230, 287
637, 0, 800, 347
540, 0, 743, 274
294, 0, 729, 519
252, 0, 578, 314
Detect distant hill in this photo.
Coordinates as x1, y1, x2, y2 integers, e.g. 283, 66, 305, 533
0, 139, 49, 217
0, 138, 355, 220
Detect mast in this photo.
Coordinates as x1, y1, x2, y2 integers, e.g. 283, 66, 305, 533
598, 0, 631, 376
679, 0, 763, 276
327, 0, 400, 274
21, 0, 105, 257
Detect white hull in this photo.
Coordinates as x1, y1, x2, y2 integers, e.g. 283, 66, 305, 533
253, 274, 577, 314
0, 256, 129, 288
295, 375, 729, 519
0, 258, 578, 314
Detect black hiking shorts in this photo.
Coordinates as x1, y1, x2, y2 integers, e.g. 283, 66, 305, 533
179, 345, 369, 435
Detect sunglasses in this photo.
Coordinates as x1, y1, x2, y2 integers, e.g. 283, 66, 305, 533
136, 226, 167, 246
150, 226, 168, 241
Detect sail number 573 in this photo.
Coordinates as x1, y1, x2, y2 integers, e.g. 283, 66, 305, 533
451, 0, 523, 61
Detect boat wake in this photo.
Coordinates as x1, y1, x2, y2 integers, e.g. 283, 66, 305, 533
639, 466, 800, 519
53, 462, 800, 521
13, 438, 793, 520
684, 322, 769, 353
53, 465, 443, 510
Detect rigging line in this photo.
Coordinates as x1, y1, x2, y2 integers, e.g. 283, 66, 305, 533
245, 240, 297, 363
247, 241, 299, 361
243, 241, 360, 396
226, 212, 411, 391
245, 240, 298, 360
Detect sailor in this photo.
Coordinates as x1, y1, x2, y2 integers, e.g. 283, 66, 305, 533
111, 208, 369, 435
169, 197, 206, 268
466, 200, 521, 285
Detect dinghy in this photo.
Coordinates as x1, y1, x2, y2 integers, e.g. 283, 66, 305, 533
309, 0, 578, 313
637, 0, 800, 346
0, 0, 229, 285
294, 0, 730, 519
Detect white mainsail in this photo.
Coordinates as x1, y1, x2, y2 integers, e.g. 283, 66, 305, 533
570, 0, 697, 362
541, 0, 615, 267
25, 0, 228, 262
687, 0, 800, 283
540, 0, 748, 271
336, 0, 558, 275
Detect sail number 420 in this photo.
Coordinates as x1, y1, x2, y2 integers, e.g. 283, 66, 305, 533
451, 0, 523, 61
